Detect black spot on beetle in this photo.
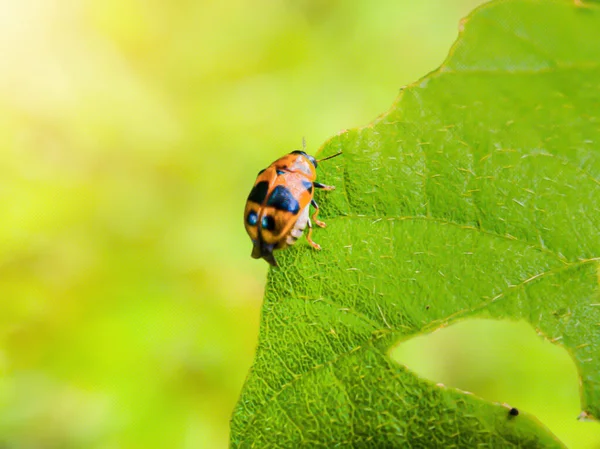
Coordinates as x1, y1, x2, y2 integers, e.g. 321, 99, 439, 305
509, 408, 519, 417
257, 168, 265, 176
302, 179, 313, 194
246, 211, 258, 226
247, 181, 269, 204
266, 185, 300, 214
261, 215, 276, 231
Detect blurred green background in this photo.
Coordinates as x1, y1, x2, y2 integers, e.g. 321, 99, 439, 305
1, 0, 598, 448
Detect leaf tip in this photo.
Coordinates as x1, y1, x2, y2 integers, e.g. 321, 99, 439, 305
458, 16, 469, 33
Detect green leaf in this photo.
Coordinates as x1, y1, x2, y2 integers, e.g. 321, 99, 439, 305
231, 0, 600, 446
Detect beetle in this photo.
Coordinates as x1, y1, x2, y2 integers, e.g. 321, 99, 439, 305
244, 148, 342, 267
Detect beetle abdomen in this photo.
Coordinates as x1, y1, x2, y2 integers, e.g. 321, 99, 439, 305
285, 205, 309, 246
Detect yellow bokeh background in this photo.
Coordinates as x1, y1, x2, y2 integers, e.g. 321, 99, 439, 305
2, 1, 599, 448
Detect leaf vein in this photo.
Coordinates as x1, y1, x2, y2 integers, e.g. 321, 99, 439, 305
427, 257, 600, 327
333, 214, 567, 263
240, 330, 396, 441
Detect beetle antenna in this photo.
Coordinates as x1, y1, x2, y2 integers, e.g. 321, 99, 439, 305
317, 151, 342, 163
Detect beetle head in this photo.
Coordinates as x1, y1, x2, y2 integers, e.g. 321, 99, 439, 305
291, 150, 317, 168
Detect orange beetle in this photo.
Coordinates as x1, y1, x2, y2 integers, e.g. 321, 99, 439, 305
244, 148, 341, 266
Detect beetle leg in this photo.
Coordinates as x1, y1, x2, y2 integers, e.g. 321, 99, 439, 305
306, 217, 322, 250
310, 199, 326, 228
313, 182, 335, 191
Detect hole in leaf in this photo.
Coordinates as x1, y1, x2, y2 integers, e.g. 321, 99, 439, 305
390, 319, 600, 449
